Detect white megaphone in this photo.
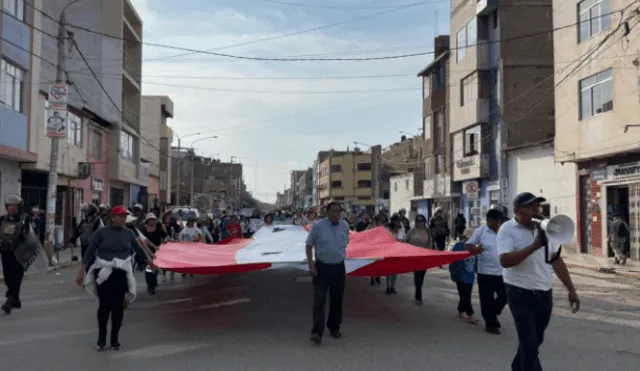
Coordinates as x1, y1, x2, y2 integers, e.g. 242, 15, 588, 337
535, 214, 575, 245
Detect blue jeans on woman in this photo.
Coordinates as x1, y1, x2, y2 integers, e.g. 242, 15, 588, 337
386, 275, 397, 291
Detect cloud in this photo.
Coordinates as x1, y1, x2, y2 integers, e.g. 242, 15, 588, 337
131, 1, 444, 201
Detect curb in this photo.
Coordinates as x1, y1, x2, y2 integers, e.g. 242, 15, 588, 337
566, 263, 640, 279
0, 261, 79, 282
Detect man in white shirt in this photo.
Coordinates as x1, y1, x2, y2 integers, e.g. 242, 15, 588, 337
465, 208, 507, 334
497, 192, 580, 371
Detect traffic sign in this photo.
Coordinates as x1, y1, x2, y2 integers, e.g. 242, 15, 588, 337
465, 181, 479, 200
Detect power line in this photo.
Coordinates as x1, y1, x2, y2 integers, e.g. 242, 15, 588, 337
20, 4, 624, 62
253, 0, 433, 10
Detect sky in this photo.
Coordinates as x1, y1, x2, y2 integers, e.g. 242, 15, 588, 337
130, 0, 450, 202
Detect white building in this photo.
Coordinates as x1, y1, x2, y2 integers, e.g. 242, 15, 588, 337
507, 143, 578, 250
389, 173, 415, 215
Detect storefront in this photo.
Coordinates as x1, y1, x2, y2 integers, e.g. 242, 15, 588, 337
577, 156, 640, 261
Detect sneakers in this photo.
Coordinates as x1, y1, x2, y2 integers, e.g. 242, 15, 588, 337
329, 330, 342, 339
1, 299, 12, 315
111, 342, 121, 350
310, 333, 322, 344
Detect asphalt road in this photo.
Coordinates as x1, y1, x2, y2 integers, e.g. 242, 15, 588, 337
0, 265, 639, 371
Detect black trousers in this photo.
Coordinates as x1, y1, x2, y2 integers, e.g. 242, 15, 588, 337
312, 261, 346, 336
506, 284, 553, 371
1, 250, 25, 300
413, 270, 427, 301
455, 282, 474, 315
96, 269, 128, 345
81, 244, 89, 259
477, 274, 507, 329
434, 236, 447, 251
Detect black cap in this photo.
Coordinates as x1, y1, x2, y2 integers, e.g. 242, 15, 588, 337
513, 192, 546, 208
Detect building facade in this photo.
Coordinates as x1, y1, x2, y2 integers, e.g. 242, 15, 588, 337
450, 0, 555, 227
159, 122, 173, 211
554, 0, 639, 260
418, 35, 458, 221
316, 148, 381, 212
141, 95, 174, 211
0, 0, 39, 213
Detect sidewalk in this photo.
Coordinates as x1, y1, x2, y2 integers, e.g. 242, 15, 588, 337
562, 252, 640, 279
0, 247, 80, 282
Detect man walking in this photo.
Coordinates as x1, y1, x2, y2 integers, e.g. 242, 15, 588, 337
608, 212, 630, 265
497, 192, 580, 371
305, 201, 350, 344
465, 208, 506, 334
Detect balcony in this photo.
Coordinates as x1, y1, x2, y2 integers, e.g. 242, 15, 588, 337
123, 46, 141, 85
476, 0, 498, 16
122, 108, 140, 129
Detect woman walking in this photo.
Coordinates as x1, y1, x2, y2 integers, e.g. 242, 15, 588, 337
405, 214, 432, 304
368, 214, 387, 286
449, 228, 478, 324
385, 214, 406, 294
140, 213, 167, 294
76, 205, 153, 351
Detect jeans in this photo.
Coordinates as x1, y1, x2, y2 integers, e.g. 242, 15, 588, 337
455, 282, 474, 315
477, 274, 507, 329
1, 250, 25, 300
506, 284, 553, 371
96, 269, 128, 346
386, 275, 397, 289
312, 261, 346, 336
413, 270, 427, 301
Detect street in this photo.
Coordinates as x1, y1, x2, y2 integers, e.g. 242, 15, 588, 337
1, 265, 639, 371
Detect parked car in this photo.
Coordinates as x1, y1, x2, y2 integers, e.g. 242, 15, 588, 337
170, 207, 200, 220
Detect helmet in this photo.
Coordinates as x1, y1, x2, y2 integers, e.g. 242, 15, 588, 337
98, 203, 111, 212
4, 194, 23, 214
82, 203, 98, 216
132, 204, 143, 212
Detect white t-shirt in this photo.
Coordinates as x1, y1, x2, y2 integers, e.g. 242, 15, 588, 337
178, 227, 203, 242
497, 218, 555, 291
467, 225, 502, 276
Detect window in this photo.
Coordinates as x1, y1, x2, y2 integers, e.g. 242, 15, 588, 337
358, 180, 372, 188
331, 180, 342, 188
66, 112, 82, 147
92, 130, 102, 160
456, 27, 466, 63
432, 65, 445, 90
464, 132, 479, 156
424, 158, 431, 180
120, 131, 136, 161
467, 19, 477, 48
423, 115, 431, 140
357, 163, 372, 171
330, 164, 342, 172
434, 113, 442, 151
578, 0, 611, 42
3, 0, 25, 21
405, 179, 409, 189
0, 59, 23, 112
423, 76, 430, 98
579, 68, 613, 119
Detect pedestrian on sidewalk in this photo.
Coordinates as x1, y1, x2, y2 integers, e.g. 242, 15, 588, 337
465, 208, 507, 335
69, 204, 103, 259
497, 192, 580, 371
76, 205, 154, 351
306, 201, 350, 345
0, 194, 38, 315
405, 214, 432, 305
450, 228, 478, 324
608, 212, 630, 265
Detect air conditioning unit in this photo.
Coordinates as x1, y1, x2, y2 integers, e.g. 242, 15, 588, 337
77, 162, 93, 179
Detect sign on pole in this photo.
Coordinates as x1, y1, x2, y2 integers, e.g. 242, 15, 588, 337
46, 84, 69, 138
465, 181, 479, 200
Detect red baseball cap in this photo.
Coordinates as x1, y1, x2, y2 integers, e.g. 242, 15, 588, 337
111, 205, 128, 215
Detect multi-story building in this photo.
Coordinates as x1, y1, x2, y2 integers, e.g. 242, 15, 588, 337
22, 0, 145, 232
159, 120, 173, 212
316, 147, 382, 212
417, 35, 458, 220
141, 95, 174, 212
380, 135, 425, 214
311, 160, 318, 208
0, 0, 39, 214
554, 0, 639, 260
449, 0, 555, 227
290, 169, 311, 208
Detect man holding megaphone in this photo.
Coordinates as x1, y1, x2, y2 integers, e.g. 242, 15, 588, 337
497, 192, 580, 371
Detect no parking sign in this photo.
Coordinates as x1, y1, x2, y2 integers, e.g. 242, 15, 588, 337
465, 181, 479, 200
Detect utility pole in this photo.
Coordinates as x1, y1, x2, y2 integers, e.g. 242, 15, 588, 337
44, 12, 69, 263
176, 137, 182, 206
190, 150, 195, 205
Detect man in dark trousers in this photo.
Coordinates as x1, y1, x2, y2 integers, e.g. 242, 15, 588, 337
0, 194, 34, 314
305, 201, 350, 344
608, 212, 630, 265
497, 192, 580, 371
430, 207, 450, 250
70, 204, 103, 259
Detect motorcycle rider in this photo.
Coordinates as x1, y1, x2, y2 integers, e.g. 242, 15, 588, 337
70, 204, 103, 258
0, 194, 34, 314
98, 203, 111, 227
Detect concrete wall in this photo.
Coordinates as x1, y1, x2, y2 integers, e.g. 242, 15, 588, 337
140, 97, 163, 176
507, 144, 578, 249
390, 173, 414, 215
0, 158, 21, 214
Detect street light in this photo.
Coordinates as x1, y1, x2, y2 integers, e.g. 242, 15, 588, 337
174, 132, 201, 206
187, 136, 219, 205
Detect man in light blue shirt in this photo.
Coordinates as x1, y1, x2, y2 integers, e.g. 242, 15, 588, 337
305, 201, 350, 344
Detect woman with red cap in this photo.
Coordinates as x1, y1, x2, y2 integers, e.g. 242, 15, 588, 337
75, 205, 153, 351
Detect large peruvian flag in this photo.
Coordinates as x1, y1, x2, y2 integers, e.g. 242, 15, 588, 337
154, 225, 472, 276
